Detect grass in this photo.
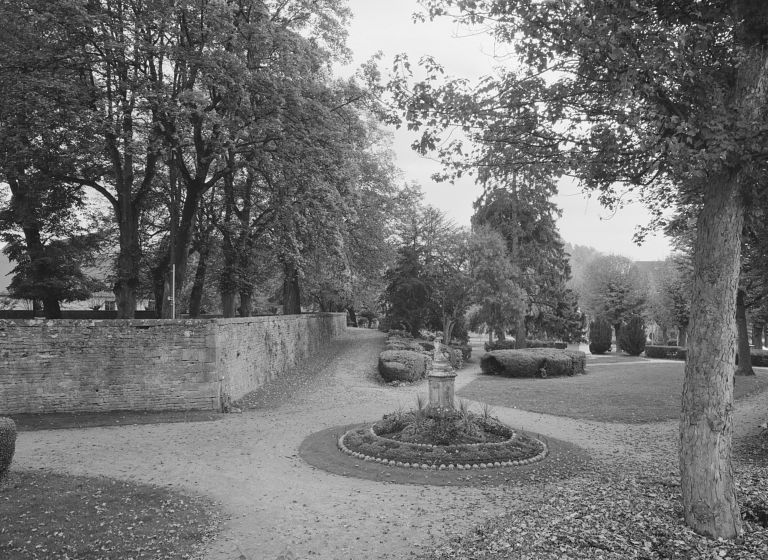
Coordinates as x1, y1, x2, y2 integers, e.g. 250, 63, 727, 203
0, 470, 220, 559
458, 361, 768, 423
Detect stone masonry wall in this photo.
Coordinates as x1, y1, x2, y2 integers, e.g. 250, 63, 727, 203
0, 313, 346, 414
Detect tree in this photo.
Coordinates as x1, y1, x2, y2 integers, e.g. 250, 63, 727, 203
0, 0, 101, 318
473, 179, 572, 346
467, 226, 526, 341
395, 0, 768, 538
580, 255, 646, 338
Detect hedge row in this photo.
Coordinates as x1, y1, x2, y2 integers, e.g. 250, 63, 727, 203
645, 346, 768, 366
480, 349, 587, 378
484, 339, 567, 352
645, 345, 687, 360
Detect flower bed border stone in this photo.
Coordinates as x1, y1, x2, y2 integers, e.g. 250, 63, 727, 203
337, 424, 548, 471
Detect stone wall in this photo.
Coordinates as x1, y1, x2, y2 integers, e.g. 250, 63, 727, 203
0, 314, 346, 414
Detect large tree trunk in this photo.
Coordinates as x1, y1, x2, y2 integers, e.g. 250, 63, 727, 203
282, 261, 302, 315
188, 248, 210, 318
515, 312, 526, 349
735, 289, 754, 376
238, 290, 252, 317
680, 175, 743, 539
114, 204, 141, 319
221, 291, 237, 318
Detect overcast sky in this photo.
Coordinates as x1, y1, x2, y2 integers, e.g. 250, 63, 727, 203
337, 1, 672, 262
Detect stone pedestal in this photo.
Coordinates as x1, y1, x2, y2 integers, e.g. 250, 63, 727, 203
427, 343, 456, 418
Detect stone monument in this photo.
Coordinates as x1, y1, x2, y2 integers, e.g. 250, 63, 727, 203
426, 339, 457, 418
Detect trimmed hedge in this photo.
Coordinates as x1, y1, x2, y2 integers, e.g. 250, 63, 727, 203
618, 316, 646, 356
0, 417, 16, 481
484, 339, 566, 352
589, 318, 612, 354
484, 339, 517, 352
526, 340, 567, 350
645, 345, 686, 360
480, 349, 587, 378
385, 338, 425, 352
749, 349, 768, 367
378, 350, 431, 382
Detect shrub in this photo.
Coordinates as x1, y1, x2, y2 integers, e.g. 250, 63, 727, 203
645, 345, 687, 360
484, 339, 518, 352
385, 338, 425, 353
525, 340, 568, 350
752, 350, 768, 367
589, 318, 612, 354
0, 417, 16, 481
379, 350, 431, 382
618, 316, 647, 356
480, 348, 587, 378
452, 344, 472, 361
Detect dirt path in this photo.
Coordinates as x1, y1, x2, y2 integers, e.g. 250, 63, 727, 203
12, 329, 768, 560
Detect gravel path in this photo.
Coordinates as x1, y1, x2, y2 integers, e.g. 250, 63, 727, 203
12, 328, 768, 560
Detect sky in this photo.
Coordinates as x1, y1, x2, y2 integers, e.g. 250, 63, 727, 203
337, 1, 672, 262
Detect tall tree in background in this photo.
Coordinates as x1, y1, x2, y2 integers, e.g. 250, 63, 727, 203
473, 179, 571, 345
580, 254, 647, 339
395, 0, 768, 538
467, 226, 526, 341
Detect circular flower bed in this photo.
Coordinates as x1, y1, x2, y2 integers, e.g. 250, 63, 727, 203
338, 407, 548, 471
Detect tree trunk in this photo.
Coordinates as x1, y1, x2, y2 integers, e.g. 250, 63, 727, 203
680, 174, 743, 539
348, 307, 358, 327
42, 297, 62, 319
752, 324, 764, 349
735, 289, 754, 376
188, 248, 210, 318
238, 290, 252, 317
114, 208, 141, 319
221, 291, 237, 318
282, 261, 301, 315
515, 312, 526, 349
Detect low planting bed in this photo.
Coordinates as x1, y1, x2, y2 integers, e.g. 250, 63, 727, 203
480, 348, 586, 378
339, 407, 547, 470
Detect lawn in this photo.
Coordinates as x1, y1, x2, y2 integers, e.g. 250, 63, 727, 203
0, 470, 220, 559
457, 361, 768, 423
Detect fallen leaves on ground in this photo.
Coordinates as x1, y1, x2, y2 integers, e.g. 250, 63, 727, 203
422, 459, 768, 560
0, 470, 220, 560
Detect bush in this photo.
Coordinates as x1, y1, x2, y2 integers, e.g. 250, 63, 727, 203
752, 350, 768, 367
645, 345, 687, 360
0, 417, 16, 481
525, 340, 567, 350
618, 316, 647, 356
480, 348, 587, 378
484, 338, 518, 352
452, 344, 472, 361
385, 338, 425, 353
379, 350, 431, 382
589, 318, 612, 354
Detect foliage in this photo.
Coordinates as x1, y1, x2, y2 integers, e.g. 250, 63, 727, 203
467, 226, 526, 341
378, 350, 431, 383
480, 349, 586, 378
588, 318, 613, 355
618, 316, 648, 356
646, 345, 688, 361
473, 182, 573, 343
581, 255, 647, 332
0, 417, 15, 480
383, 205, 471, 337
